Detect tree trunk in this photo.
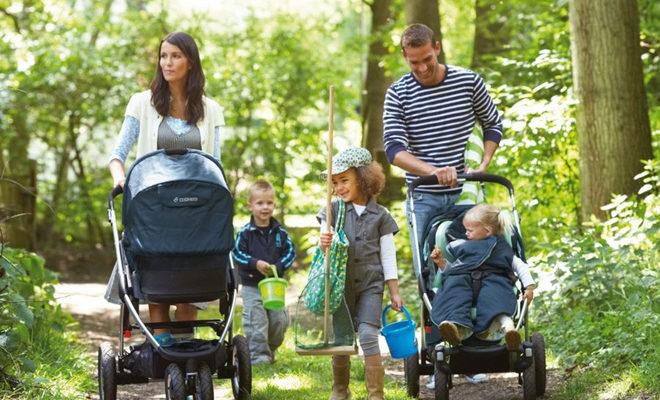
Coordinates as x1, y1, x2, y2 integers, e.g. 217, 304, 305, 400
362, 0, 404, 206
569, 0, 653, 220
472, 0, 510, 69
0, 112, 36, 249
404, 0, 445, 63
0, 161, 37, 250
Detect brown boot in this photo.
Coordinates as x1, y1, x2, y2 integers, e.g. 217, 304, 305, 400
330, 355, 351, 400
364, 354, 384, 400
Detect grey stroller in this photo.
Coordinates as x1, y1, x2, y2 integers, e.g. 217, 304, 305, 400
99, 149, 251, 400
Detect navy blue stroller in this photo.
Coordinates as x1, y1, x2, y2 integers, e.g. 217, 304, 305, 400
99, 149, 251, 400
403, 173, 547, 400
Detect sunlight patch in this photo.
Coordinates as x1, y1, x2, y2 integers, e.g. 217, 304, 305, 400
256, 374, 311, 391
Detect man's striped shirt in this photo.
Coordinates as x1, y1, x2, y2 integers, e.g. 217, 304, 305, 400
383, 65, 503, 194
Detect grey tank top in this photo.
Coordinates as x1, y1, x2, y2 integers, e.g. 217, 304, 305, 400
156, 118, 201, 151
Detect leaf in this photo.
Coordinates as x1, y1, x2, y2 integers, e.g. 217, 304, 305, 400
9, 293, 34, 328
19, 357, 36, 372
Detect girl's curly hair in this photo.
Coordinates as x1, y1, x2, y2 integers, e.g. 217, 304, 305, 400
355, 161, 386, 198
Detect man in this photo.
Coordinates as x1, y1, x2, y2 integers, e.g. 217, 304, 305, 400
383, 23, 503, 275
383, 22, 502, 386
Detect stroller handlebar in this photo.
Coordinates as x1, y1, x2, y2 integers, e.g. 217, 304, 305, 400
108, 185, 124, 210
408, 173, 514, 193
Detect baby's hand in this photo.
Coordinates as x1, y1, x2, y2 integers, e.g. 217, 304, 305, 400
430, 247, 446, 270
319, 232, 333, 251
523, 285, 535, 303
256, 260, 273, 276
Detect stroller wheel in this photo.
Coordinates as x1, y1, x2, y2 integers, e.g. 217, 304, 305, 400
404, 352, 420, 398
531, 332, 547, 396
522, 356, 536, 400
164, 363, 186, 400
231, 335, 252, 400
433, 367, 449, 400
194, 361, 214, 400
97, 342, 117, 400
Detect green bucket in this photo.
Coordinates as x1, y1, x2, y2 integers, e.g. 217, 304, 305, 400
258, 265, 288, 311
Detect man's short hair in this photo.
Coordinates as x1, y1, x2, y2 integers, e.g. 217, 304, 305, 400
400, 23, 436, 50
248, 179, 274, 201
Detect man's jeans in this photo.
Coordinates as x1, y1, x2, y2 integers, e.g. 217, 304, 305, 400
405, 191, 458, 278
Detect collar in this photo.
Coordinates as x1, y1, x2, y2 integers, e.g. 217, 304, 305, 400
345, 197, 379, 214
248, 216, 281, 231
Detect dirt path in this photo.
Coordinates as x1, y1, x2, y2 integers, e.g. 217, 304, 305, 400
55, 283, 235, 399
56, 282, 562, 399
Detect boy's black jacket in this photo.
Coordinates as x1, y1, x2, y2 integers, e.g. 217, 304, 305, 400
231, 217, 295, 287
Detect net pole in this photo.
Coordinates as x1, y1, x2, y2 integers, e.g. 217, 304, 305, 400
323, 86, 335, 345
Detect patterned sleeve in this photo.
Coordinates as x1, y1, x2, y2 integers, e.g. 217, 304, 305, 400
213, 126, 222, 162
472, 73, 503, 144
383, 85, 409, 163
109, 116, 140, 163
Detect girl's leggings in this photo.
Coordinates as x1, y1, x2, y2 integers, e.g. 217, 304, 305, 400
358, 322, 380, 356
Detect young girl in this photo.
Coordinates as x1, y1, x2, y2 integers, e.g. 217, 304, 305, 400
318, 147, 402, 400
429, 204, 536, 351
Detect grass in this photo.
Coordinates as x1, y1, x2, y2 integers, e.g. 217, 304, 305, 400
198, 303, 411, 399
0, 322, 95, 400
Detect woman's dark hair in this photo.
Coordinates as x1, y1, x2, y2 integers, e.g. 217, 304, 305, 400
150, 32, 205, 124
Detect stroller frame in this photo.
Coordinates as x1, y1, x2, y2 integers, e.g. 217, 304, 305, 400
98, 149, 251, 400
404, 173, 547, 400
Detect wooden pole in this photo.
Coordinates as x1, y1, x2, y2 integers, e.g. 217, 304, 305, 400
323, 86, 335, 345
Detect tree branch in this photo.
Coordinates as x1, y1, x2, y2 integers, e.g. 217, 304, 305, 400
0, 7, 21, 33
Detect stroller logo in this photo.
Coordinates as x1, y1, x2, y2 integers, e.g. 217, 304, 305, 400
173, 196, 199, 203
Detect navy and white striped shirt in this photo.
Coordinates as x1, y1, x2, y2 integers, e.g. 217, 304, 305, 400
383, 65, 503, 194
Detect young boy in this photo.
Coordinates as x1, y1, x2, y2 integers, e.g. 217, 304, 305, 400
232, 180, 296, 364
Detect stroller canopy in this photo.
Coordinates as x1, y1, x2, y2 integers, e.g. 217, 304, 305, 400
122, 149, 234, 257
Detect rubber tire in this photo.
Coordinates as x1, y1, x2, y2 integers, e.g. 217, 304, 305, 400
195, 362, 214, 400
97, 342, 117, 400
231, 335, 252, 400
522, 358, 536, 400
532, 332, 547, 396
434, 368, 449, 400
404, 352, 420, 398
165, 363, 186, 400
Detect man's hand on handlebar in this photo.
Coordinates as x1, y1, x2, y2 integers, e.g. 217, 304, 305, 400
432, 166, 458, 188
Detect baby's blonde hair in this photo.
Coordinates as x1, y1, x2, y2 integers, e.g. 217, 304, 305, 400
463, 204, 513, 237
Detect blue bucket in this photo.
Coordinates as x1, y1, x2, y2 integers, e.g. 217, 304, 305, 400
380, 305, 417, 359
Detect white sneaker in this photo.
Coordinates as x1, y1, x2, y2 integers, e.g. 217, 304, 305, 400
425, 374, 435, 389
465, 373, 488, 383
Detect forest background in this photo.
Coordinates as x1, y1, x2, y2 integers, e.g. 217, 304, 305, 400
0, 0, 658, 399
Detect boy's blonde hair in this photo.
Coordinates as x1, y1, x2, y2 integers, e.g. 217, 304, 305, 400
355, 161, 386, 198
463, 204, 513, 237
248, 179, 275, 202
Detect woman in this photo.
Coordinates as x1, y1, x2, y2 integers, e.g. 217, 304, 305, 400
107, 32, 224, 345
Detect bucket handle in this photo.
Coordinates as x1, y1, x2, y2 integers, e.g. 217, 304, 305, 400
381, 304, 413, 328
269, 264, 279, 279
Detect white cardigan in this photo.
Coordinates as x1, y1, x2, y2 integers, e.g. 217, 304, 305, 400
125, 90, 225, 159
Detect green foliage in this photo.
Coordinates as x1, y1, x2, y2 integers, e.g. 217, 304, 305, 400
0, 247, 93, 398
533, 161, 659, 376
204, 10, 362, 217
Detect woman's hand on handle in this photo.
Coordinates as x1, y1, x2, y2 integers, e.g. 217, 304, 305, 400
523, 284, 535, 303
109, 159, 126, 189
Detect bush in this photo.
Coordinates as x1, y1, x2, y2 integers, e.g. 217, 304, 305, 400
0, 247, 93, 399
533, 160, 659, 377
